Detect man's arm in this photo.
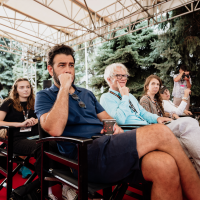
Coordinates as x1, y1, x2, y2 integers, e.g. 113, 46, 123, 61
97, 110, 112, 121
40, 73, 72, 137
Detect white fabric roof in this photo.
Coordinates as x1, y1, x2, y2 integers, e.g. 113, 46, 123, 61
0, 0, 199, 54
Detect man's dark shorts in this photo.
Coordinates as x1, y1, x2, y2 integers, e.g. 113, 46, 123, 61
74, 129, 144, 184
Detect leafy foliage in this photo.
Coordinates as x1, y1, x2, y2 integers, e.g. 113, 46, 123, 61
90, 10, 200, 107
149, 9, 200, 106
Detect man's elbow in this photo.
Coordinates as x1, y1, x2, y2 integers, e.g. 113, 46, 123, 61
43, 126, 63, 137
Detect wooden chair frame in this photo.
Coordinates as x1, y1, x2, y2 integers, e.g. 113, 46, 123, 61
0, 126, 37, 200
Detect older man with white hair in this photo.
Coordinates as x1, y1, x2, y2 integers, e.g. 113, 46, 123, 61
100, 63, 166, 125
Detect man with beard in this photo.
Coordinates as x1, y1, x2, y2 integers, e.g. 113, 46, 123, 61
35, 44, 200, 200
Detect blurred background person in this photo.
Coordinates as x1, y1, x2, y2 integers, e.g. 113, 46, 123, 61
160, 85, 192, 116
172, 64, 192, 110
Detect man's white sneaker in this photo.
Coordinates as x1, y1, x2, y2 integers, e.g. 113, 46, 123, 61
62, 185, 78, 200
48, 193, 58, 200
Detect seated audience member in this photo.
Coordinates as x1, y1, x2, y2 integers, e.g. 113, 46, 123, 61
172, 64, 192, 110
0, 79, 61, 200
35, 46, 200, 200
160, 85, 192, 116
0, 78, 38, 179
140, 74, 200, 176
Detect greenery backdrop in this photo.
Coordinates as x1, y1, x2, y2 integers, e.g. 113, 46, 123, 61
0, 9, 200, 107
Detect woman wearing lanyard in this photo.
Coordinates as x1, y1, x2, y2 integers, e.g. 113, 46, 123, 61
0, 78, 38, 179
140, 74, 200, 177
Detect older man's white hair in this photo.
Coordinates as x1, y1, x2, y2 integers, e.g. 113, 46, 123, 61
104, 63, 130, 86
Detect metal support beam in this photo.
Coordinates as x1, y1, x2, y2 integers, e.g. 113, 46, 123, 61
33, 0, 108, 41
0, 0, 199, 55
83, 0, 96, 29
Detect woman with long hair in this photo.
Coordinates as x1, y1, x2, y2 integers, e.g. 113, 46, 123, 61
140, 74, 200, 177
140, 75, 165, 117
0, 78, 38, 178
0, 78, 65, 199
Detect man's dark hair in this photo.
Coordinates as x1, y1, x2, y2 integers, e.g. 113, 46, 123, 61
179, 64, 188, 71
0, 83, 3, 91
47, 44, 75, 67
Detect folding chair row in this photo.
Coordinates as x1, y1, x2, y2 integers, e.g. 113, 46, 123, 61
0, 126, 37, 200
36, 122, 151, 200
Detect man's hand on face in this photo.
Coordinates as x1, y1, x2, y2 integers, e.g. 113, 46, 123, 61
117, 82, 129, 96
58, 73, 73, 89
157, 117, 172, 124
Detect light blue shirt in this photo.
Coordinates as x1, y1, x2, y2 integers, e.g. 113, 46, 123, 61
100, 89, 159, 125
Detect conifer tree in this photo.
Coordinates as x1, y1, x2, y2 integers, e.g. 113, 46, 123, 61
89, 21, 158, 100
148, 9, 200, 106
75, 43, 96, 89
75, 46, 86, 87
0, 38, 15, 98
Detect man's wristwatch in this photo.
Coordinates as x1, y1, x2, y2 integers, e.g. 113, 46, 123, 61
182, 96, 189, 101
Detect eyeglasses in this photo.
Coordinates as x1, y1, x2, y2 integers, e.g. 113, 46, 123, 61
71, 94, 86, 108
113, 74, 129, 80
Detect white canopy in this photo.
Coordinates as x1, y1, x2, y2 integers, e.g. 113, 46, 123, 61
0, 0, 199, 55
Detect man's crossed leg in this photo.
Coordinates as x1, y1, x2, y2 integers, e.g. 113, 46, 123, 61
137, 124, 200, 200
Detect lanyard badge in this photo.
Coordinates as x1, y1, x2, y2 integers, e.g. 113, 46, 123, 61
23, 110, 29, 120
20, 106, 31, 132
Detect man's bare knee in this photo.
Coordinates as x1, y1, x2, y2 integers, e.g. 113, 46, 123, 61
142, 151, 180, 185
137, 124, 178, 158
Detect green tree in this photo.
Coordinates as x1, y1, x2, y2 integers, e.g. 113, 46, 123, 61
90, 21, 159, 100
0, 38, 15, 98
75, 46, 86, 87
75, 43, 96, 89
12, 55, 23, 81
148, 9, 200, 106
36, 61, 52, 91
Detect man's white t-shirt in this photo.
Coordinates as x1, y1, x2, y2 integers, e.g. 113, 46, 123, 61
172, 74, 192, 98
